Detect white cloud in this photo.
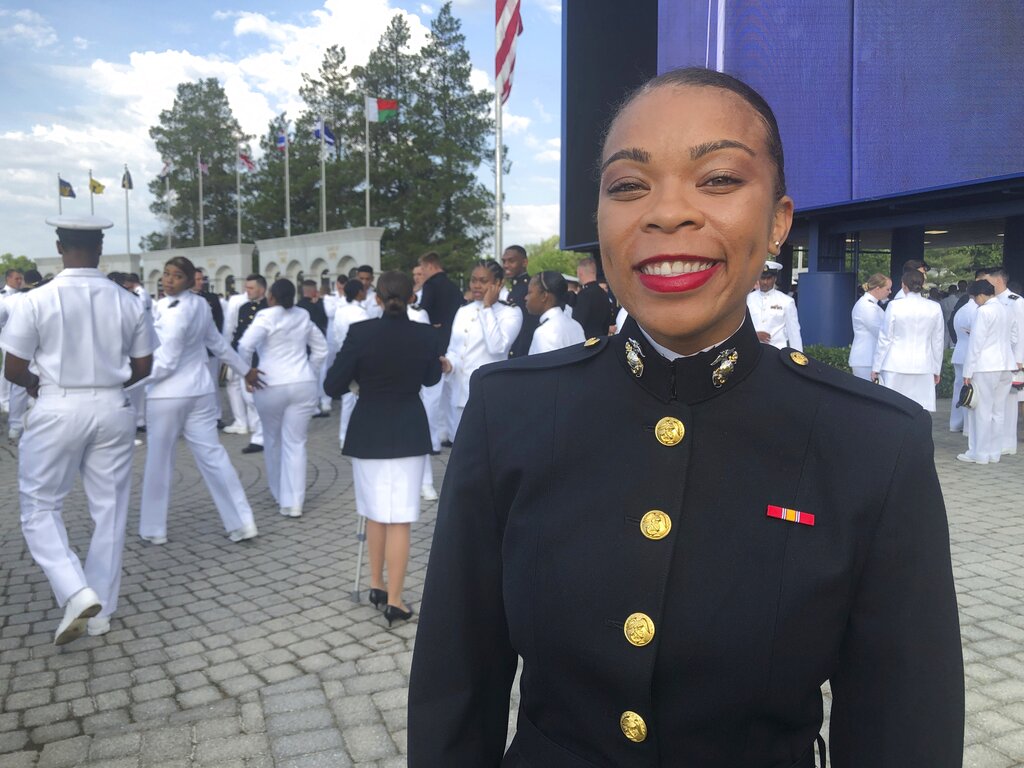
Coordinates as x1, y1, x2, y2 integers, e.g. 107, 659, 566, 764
419, 4, 435, 14
534, 137, 560, 163
504, 203, 560, 247
532, 97, 552, 124
72, 36, 89, 50
538, 0, 562, 23
0, 9, 57, 48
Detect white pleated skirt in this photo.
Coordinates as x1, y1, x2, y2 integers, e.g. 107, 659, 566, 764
880, 371, 936, 412
352, 456, 426, 524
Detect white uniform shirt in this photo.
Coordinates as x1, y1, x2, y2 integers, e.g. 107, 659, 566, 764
222, 293, 250, 344
995, 289, 1024, 365
408, 305, 430, 324
963, 299, 1017, 378
237, 305, 328, 387
360, 287, 383, 320
331, 301, 370, 355
529, 306, 585, 355
746, 287, 803, 351
951, 300, 977, 367
0, 268, 155, 389
445, 300, 523, 408
848, 293, 885, 368
147, 291, 249, 399
873, 292, 944, 375
133, 285, 153, 313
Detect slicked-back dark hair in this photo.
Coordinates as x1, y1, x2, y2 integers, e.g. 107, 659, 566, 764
165, 256, 196, 285
245, 273, 267, 289
376, 270, 414, 318
603, 66, 787, 200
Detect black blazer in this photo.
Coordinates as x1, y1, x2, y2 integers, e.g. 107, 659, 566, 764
324, 314, 441, 459
408, 316, 963, 767
574, 281, 614, 339
419, 272, 464, 350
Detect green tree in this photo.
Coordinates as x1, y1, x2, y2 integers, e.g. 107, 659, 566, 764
525, 236, 580, 276
142, 79, 248, 251
0, 254, 36, 274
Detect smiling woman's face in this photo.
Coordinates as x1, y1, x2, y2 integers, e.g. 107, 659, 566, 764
598, 84, 793, 354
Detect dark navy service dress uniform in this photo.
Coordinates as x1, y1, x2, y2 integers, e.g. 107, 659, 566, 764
408, 315, 964, 767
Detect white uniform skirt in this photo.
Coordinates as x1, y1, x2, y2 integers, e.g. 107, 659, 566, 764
352, 456, 426, 524
880, 371, 936, 412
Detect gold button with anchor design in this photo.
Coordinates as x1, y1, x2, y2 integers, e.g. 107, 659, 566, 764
790, 351, 809, 366
624, 612, 655, 647
640, 510, 672, 540
654, 416, 685, 446
584, 337, 600, 347
620, 711, 648, 743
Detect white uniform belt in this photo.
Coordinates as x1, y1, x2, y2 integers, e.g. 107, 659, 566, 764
38, 385, 124, 397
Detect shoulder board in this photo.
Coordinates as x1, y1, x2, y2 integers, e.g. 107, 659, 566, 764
476, 336, 609, 380
168, 300, 179, 308
1009, 294, 1019, 300
778, 347, 921, 417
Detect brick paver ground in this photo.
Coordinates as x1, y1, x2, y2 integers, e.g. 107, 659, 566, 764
0, 394, 1022, 767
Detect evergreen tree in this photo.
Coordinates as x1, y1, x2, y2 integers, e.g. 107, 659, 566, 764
142, 79, 247, 251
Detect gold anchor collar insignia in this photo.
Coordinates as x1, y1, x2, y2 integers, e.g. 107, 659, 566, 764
625, 338, 645, 378
710, 348, 739, 388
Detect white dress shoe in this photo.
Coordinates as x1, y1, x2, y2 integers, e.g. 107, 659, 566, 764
228, 522, 259, 542
420, 485, 439, 501
223, 423, 249, 435
279, 506, 303, 518
86, 617, 111, 636
956, 453, 987, 464
54, 588, 102, 646
8, 427, 22, 443
140, 534, 168, 545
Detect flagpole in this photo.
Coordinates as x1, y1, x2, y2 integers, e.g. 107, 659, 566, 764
364, 97, 371, 228
58, 174, 62, 215
89, 169, 95, 215
284, 131, 291, 238
236, 141, 242, 244
124, 165, 131, 259
197, 150, 205, 248
320, 118, 327, 233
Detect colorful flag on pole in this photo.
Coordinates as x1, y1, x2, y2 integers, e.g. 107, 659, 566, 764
238, 152, 255, 172
313, 121, 336, 147
90, 177, 106, 194
199, 160, 210, 176
121, 169, 133, 190
276, 132, 287, 151
365, 97, 399, 123
496, 0, 524, 105
59, 177, 76, 198
159, 158, 175, 177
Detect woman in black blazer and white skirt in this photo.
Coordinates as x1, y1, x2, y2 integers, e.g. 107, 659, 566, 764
324, 270, 442, 626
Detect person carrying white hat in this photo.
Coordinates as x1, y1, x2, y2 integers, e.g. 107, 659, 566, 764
0, 215, 156, 645
746, 259, 803, 350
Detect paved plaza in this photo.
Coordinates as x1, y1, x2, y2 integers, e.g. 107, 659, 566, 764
0, 394, 1022, 767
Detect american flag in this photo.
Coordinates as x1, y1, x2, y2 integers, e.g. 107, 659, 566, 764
238, 152, 255, 172
496, 0, 523, 106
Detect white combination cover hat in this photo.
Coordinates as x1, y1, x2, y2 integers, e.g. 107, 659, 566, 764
45, 215, 114, 230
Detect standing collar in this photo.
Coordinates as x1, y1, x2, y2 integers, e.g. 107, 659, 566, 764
612, 314, 763, 404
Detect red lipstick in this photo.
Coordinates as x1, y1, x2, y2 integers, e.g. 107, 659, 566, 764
635, 256, 721, 294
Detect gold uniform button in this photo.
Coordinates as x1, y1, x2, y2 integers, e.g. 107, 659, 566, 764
790, 351, 809, 366
624, 613, 655, 647
584, 337, 600, 347
620, 711, 648, 743
640, 510, 671, 540
654, 416, 685, 446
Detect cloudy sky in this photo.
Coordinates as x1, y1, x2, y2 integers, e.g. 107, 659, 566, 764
0, 0, 562, 261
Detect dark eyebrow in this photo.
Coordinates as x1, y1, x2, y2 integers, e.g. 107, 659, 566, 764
600, 147, 651, 174
690, 139, 756, 161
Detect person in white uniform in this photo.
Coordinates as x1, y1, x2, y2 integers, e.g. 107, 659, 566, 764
872, 269, 944, 411
238, 279, 328, 517
0, 216, 155, 644
526, 271, 585, 354
125, 273, 153, 434
332, 280, 370, 449
222, 288, 252, 432
0, 269, 24, 413
981, 266, 1024, 455
356, 265, 384, 320
847, 273, 891, 380
0, 283, 31, 442
889, 259, 928, 302
746, 260, 803, 350
958, 280, 1018, 464
138, 257, 261, 545
223, 275, 267, 451
950, 296, 978, 434
440, 260, 523, 439
407, 293, 440, 501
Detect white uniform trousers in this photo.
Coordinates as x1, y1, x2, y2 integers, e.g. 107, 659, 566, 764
448, 399, 466, 443
226, 370, 264, 445
950, 364, 965, 432
128, 385, 146, 428
0, 367, 10, 412
139, 393, 255, 539
318, 352, 334, 412
254, 381, 318, 508
851, 366, 872, 381
8, 382, 28, 432
207, 357, 222, 420
1002, 385, 1020, 455
19, 388, 135, 617
420, 381, 444, 452
966, 371, 1012, 463
421, 453, 435, 489
339, 392, 357, 447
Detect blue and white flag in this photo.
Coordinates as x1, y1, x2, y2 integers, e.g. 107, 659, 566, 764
313, 121, 336, 147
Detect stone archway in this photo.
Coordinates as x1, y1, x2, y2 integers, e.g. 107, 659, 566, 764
264, 262, 280, 283
215, 265, 233, 296
337, 256, 357, 280
147, 269, 162, 298
285, 260, 303, 285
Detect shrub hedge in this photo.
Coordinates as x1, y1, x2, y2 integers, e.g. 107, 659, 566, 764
803, 344, 954, 399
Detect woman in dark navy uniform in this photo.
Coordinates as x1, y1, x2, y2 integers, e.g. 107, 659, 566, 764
324, 271, 441, 626
408, 68, 963, 767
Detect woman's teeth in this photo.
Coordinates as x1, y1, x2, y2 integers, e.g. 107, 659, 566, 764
639, 260, 715, 277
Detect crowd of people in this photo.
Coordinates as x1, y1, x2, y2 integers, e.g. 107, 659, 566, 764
847, 260, 1024, 463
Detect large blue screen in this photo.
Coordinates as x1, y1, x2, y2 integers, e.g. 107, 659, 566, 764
657, 0, 1024, 210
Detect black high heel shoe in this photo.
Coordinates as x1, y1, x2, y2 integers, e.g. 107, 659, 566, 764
368, 588, 387, 610
383, 605, 414, 627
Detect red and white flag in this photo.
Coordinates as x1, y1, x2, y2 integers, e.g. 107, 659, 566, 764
238, 152, 255, 172
496, 0, 523, 106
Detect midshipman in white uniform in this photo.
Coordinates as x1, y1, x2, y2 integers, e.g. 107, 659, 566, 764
746, 260, 803, 351
0, 216, 155, 645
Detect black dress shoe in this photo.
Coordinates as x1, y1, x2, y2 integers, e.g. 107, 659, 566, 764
217, 419, 227, 430
440, 440, 453, 448
241, 444, 264, 454
368, 588, 386, 609
384, 604, 413, 627
136, 426, 147, 434
312, 411, 329, 419
429, 450, 441, 456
